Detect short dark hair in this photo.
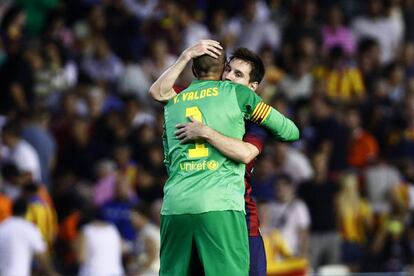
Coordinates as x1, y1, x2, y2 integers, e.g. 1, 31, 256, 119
192, 50, 226, 78
1, 120, 21, 137
134, 202, 151, 219
12, 198, 28, 216
229, 48, 265, 84
1, 162, 20, 180
275, 173, 293, 186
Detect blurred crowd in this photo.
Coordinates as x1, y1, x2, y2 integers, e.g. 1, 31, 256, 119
0, 0, 414, 275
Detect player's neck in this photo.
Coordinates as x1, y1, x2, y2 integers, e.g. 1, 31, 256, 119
198, 73, 221, 80
198, 75, 221, 81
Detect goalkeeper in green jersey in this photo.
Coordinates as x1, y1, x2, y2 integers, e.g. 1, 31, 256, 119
150, 40, 299, 276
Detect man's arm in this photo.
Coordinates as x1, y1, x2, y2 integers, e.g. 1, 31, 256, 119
176, 117, 259, 164
235, 85, 300, 141
148, 40, 222, 103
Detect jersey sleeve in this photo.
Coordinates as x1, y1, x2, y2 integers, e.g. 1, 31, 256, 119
235, 84, 300, 142
244, 122, 268, 153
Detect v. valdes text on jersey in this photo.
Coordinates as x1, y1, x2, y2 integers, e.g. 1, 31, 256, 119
173, 87, 219, 104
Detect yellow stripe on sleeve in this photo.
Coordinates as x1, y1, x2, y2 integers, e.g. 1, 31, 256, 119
251, 102, 266, 122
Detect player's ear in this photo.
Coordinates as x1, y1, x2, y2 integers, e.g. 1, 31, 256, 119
192, 65, 198, 78
249, 82, 258, 91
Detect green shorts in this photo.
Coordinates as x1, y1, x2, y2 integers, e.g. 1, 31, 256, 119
160, 210, 249, 276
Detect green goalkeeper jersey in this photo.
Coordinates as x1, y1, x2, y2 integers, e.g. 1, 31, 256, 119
161, 80, 299, 215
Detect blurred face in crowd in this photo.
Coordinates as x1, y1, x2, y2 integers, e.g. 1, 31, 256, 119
368, 0, 383, 17
294, 58, 311, 77
276, 178, 294, 203
346, 109, 361, 130
131, 210, 147, 229
115, 175, 130, 200
327, 6, 343, 27
311, 97, 331, 119
62, 93, 78, 116
88, 5, 106, 31
312, 152, 328, 181
243, 0, 257, 21
298, 36, 317, 59
389, 65, 404, 85
1, 131, 15, 147
72, 118, 90, 145
405, 97, 414, 124
151, 39, 168, 60
8, 10, 26, 38
113, 146, 131, 166
87, 87, 105, 119
211, 10, 227, 33
274, 142, 288, 166
403, 43, 414, 66
95, 37, 111, 59
303, 0, 317, 20
223, 59, 257, 91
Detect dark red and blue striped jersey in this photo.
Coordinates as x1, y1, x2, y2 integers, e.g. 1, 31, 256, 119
244, 121, 268, 236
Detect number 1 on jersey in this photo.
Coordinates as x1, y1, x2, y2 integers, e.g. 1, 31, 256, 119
186, 106, 209, 158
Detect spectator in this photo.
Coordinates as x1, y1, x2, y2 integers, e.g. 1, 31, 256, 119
279, 52, 314, 102
81, 36, 124, 84
0, 180, 11, 222
101, 174, 137, 243
117, 51, 151, 103
273, 142, 314, 185
336, 173, 373, 272
130, 202, 160, 276
140, 38, 177, 82
364, 155, 401, 214
22, 181, 58, 251
370, 191, 412, 272
388, 95, 414, 161
0, 198, 57, 276
59, 116, 103, 181
21, 109, 57, 189
92, 159, 117, 207
1, 162, 24, 200
384, 62, 405, 104
298, 152, 340, 269
345, 107, 379, 168
76, 208, 124, 276
283, 0, 321, 54
313, 46, 365, 104
266, 174, 311, 257
225, 0, 280, 53
309, 96, 349, 174
322, 5, 355, 56
176, 3, 211, 51
352, 0, 402, 64
356, 38, 382, 93
1, 120, 42, 182
122, 0, 159, 21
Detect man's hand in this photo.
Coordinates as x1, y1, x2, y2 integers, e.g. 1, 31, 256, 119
175, 117, 209, 143
182, 40, 223, 60
149, 39, 223, 103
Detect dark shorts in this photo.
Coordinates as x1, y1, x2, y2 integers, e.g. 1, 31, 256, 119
341, 241, 363, 264
249, 235, 267, 276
